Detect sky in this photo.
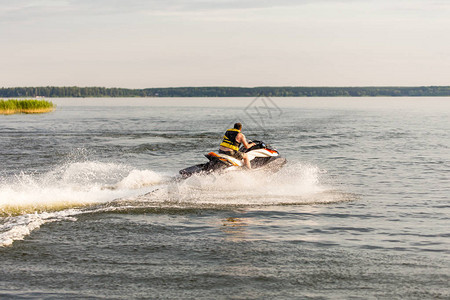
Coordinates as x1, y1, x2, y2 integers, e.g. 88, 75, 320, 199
1, 0, 449, 88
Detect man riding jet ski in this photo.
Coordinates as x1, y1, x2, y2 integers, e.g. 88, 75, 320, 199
219, 122, 255, 169
179, 123, 286, 178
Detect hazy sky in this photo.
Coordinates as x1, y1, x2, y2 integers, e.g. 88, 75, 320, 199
1, 0, 449, 88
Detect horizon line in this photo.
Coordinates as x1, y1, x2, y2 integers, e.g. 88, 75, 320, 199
2, 85, 450, 89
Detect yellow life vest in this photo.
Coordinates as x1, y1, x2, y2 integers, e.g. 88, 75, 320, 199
220, 128, 241, 151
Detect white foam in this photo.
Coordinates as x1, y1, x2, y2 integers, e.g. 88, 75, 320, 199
147, 163, 338, 206
0, 162, 165, 214
0, 210, 80, 247
116, 169, 163, 189
58, 161, 129, 186
0, 161, 167, 246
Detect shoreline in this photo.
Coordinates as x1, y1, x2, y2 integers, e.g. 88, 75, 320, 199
1, 86, 450, 98
0, 108, 54, 115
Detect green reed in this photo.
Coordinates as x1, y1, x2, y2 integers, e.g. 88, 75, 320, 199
0, 99, 55, 114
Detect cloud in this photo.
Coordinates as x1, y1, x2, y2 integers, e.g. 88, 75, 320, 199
0, 0, 293, 25
2, 0, 448, 23
0, 0, 349, 20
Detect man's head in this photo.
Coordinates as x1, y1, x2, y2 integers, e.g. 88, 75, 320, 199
234, 123, 242, 130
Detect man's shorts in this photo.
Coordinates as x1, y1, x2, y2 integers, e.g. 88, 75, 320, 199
219, 149, 244, 160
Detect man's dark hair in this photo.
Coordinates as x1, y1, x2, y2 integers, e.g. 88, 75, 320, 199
234, 123, 242, 130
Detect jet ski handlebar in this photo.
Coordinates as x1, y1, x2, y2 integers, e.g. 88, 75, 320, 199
240, 140, 267, 153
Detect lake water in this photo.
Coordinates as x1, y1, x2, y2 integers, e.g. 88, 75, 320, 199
1, 97, 449, 299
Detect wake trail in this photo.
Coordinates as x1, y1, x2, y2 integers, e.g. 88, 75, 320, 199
0, 160, 352, 247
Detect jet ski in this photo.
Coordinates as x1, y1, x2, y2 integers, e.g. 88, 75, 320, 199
179, 140, 286, 178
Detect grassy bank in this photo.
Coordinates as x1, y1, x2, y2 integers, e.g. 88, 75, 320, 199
0, 99, 55, 115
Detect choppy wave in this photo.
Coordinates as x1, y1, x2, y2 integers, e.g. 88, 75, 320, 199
0, 160, 353, 247
0, 210, 80, 247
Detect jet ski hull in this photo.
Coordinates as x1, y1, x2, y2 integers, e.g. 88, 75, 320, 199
179, 140, 286, 178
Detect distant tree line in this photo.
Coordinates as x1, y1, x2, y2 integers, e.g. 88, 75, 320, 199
1, 86, 450, 98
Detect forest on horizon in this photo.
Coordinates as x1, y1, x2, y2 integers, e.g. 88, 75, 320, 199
1, 86, 450, 98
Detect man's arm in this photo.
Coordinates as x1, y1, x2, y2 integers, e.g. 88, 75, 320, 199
237, 133, 255, 149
